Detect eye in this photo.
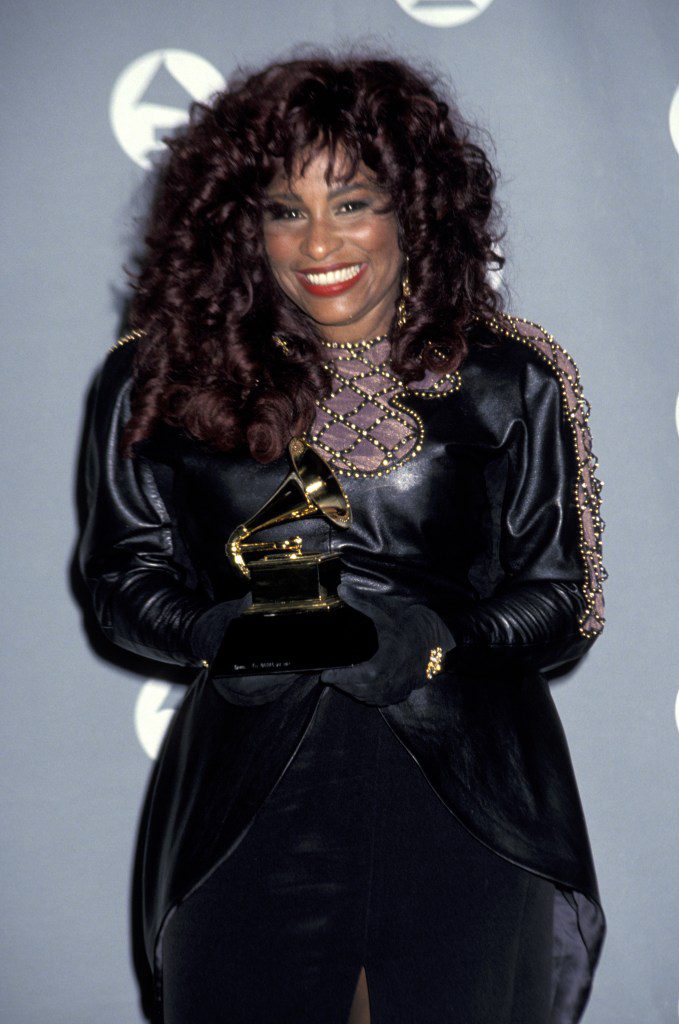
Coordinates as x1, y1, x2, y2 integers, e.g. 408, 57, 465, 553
265, 202, 304, 221
338, 199, 368, 214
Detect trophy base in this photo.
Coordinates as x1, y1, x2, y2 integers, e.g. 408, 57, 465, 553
210, 601, 379, 676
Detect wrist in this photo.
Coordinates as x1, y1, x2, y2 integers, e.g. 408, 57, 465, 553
189, 596, 250, 665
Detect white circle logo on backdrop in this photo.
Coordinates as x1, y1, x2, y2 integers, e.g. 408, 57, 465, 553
487, 243, 504, 293
134, 680, 183, 759
393, 0, 495, 28
669, 85, 679, 157
110, 50, 226, 169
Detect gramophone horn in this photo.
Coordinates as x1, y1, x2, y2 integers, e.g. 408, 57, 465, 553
227, 437, 351, 578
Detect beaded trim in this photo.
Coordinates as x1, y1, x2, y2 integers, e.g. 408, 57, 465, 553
305, 338, 462, 479
108, 328, 145, 353
321, 333, 388, 356
474, 312, 607, 640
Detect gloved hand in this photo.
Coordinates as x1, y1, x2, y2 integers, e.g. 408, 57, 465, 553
320, 586, 456, 707
189, 594, 252, 665
189, 595, 318, 707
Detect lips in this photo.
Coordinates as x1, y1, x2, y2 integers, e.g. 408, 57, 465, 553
295, 261, 367, 296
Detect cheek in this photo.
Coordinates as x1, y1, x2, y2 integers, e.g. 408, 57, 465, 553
352, 216, 400, 259
262, 228, 293, 268
261, 231, 300, 301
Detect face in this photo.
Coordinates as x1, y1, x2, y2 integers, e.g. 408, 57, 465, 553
261, 148, 403, 345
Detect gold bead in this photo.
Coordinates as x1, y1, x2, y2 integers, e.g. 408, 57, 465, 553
108, 328, 146, 353
425, 645, 444, 680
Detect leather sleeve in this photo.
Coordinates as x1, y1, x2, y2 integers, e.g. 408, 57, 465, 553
78, 344, 213, 668
443, 360, 603, 677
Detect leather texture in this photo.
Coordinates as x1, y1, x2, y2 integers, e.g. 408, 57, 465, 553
79, 316, 606, 1023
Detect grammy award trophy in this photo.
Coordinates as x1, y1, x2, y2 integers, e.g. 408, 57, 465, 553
210, 436, 378, 676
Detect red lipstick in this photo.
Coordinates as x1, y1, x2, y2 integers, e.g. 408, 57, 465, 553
295, 262, 367, 296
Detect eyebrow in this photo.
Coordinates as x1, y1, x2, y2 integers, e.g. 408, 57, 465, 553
267, 182, 372, 201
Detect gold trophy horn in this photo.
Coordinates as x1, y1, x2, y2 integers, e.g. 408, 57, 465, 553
227, 435, 351, 582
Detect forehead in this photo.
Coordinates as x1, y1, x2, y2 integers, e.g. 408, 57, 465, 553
266, 147, 371, 190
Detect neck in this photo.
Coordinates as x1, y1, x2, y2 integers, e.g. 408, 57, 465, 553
315, 302, 397, 348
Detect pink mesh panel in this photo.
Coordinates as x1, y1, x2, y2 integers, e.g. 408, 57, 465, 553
307, 337, 461, 476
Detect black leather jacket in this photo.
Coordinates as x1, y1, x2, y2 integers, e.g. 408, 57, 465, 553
79, 314, 607, 1023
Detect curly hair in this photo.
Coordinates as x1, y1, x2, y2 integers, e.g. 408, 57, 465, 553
122, 51, 506, 462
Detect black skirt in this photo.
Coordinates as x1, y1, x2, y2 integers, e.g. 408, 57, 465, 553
162, 686, 555, 1024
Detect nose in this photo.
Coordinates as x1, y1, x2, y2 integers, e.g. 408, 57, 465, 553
300, 213, 341, 262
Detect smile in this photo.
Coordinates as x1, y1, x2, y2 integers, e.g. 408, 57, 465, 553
295, 262, 367, 296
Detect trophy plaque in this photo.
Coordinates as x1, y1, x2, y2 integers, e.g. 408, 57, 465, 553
210, 436, 378, 676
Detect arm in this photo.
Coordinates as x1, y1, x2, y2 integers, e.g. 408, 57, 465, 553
78, 342, 232, 668
441, 354, 606, 677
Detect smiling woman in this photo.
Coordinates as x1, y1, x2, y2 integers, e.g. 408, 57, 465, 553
262, 158, 403, 341
79, 49, 607, 1024
117, 53, 505, 464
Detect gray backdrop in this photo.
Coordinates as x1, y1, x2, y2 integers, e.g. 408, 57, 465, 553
2, 1, 678, 1021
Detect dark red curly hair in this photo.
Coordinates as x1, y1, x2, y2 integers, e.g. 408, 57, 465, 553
123, 51, 506, 461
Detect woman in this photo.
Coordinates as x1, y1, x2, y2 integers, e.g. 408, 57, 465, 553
79, 54, 607, 1023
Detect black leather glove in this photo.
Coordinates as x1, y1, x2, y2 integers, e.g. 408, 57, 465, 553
189, 594, 251, 665
189, 596, 318, 707
320, 587, 456, 707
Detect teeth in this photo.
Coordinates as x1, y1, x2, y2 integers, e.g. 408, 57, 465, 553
303, 264, 363, 286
